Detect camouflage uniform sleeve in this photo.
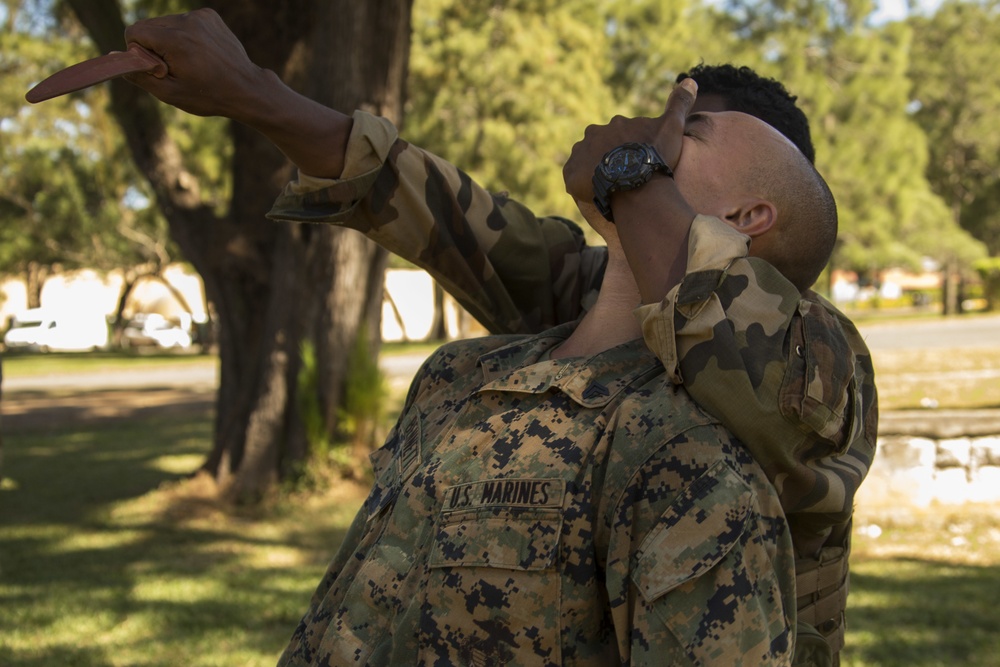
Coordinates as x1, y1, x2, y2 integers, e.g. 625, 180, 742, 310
267, 110, 607, 335
635, 215, 878, 555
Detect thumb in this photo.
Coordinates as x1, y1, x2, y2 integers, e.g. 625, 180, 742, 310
654, 78, 698, 166
662, 77, 698, 121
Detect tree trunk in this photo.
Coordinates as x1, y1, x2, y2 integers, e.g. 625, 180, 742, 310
25, 261, 46, 309
111, 266, 140, 347
69, 0, 413, 502
1, 353, 4, 478
942, 259, 960, 316
429, 282, 448, 341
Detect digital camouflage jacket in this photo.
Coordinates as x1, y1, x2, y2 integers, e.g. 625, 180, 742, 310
277, 325, 796, 666
268, 111, 879, 661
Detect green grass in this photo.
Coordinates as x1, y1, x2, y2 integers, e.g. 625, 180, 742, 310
872, 347, 1000, 410
3, 322, 1000, 665
843, 557, 1000, 666
3, 413, 1000, 665
2, 350, 216, 378
0, 342, 436, 379
0, 416, 364, 666
380, 340, 441, 358
844, 506, 1000, 666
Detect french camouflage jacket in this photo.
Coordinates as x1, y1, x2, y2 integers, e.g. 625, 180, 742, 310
268, 111, 880, 660
277, 326, 796, 666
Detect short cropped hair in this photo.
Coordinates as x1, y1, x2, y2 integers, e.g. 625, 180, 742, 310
753, 156, 838, 291
677, 64, 816, 164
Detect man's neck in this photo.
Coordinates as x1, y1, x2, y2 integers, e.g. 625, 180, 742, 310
550, 252, 643, 359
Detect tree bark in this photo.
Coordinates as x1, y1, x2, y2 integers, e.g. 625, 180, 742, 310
25, 261, 47, 309
69, 0, 413, 501
429, 282, 448, 341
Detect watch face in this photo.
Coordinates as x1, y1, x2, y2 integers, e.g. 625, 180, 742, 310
603, 145, 647, 180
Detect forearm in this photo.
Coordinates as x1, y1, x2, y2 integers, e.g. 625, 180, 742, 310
230, 67, 353, 179
612, 175, 696, 304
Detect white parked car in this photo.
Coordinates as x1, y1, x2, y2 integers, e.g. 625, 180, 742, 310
121, 313, 193, 349
3, 308, 109, 352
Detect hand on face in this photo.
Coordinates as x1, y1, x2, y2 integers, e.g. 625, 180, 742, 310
122, 9, 263, 119
562, 78, 698, 216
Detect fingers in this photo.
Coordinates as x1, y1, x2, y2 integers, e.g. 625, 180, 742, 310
119, 9, 258, 117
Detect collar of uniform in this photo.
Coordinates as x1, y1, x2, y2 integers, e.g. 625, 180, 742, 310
477, 324, 662, 408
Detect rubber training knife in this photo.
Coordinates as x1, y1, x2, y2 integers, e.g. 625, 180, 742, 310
25, 44, 168, 104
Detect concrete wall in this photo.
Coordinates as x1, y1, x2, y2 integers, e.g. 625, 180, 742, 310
859, 410, 1000, 512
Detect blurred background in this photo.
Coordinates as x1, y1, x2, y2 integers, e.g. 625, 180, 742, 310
2, 0, 999, 665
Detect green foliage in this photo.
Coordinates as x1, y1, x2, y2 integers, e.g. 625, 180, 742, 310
973, 257, 1000, 278
296, 340, 333, 457
166, 113, 234, 215
704, 0, 983, 275
909, 0, 1000, 255
0, 6, 173, 279
973, 256, 1000, 310
0, 1, 230, 284
297, 336, 386, 472
407, 0, 993, 277
605, 0, 726, 116
336, 334, 387, 449
408, 0, 614, 223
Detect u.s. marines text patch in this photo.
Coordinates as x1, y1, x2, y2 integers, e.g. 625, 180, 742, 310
442, 478, 565, 513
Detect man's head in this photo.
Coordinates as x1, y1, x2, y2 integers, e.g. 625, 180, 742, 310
674, 110, 836, 291
678, 64, 816, 165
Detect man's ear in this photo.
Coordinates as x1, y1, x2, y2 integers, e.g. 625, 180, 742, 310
723, 199, 777, 238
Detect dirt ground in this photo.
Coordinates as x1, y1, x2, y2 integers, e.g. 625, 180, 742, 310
2, 387, 215, 432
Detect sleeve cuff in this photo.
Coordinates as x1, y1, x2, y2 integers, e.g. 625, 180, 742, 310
268, 111, 399, 223
281, 110, 399, 197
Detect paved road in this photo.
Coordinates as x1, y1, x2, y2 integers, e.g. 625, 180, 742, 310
3, 354, 430, 393
3, 313, 998, 394
3, 363, 219, 393
856, 313, 1000, 351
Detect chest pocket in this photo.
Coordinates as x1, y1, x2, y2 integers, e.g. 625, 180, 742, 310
632, 462, 792, 666
430, 506, 562, 570
421, 481, 565, 666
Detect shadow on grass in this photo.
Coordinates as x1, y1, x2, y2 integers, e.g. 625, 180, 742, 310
3, 386, 215, 434
844, 557, 1000, 667
0, 417, 359, 666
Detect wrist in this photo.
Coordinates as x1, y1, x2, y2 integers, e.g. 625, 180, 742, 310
592, 142, 672, 222
232, 68, 353, 178
614, 176, 695, 303
613, 173, 695, 225
226, 67, 296, 128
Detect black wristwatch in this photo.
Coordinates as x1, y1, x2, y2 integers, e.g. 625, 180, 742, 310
592, 142, 673, 222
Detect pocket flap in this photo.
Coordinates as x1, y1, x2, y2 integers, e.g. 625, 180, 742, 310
430, 509, 561, 571
632, 462, 753, 601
